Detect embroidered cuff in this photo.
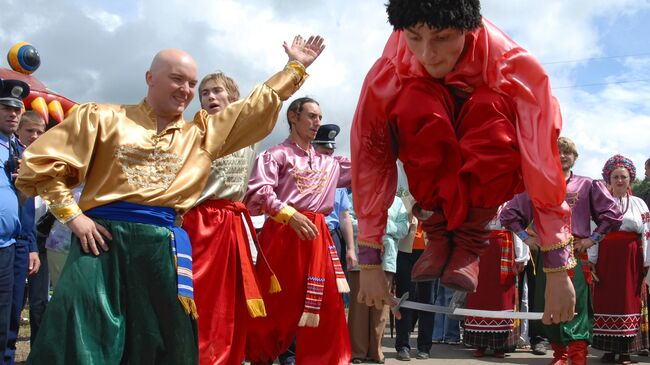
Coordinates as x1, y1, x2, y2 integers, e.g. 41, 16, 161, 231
285, 60, 306, 83
542, 238, 577, 273
359, 264, 383, 270
358, 240, 383, 250
271, 205, 297, 225
358, 243, 383, 266
265, 64, 308, 101
590, 232, 603, 244
49, 200, 83, 224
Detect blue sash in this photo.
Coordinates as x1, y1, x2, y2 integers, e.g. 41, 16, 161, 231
86, 201, 196, 318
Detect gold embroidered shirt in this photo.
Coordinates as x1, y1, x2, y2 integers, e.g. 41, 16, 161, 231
16, 66, 306, 223
194, 144, 257, 205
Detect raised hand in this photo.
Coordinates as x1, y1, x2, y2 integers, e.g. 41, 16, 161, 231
283, 35, 326, 69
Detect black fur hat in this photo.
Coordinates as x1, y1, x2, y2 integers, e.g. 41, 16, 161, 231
386, 0, 482, 31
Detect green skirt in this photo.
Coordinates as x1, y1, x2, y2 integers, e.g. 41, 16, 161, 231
532, 250, 593, 345
27, 219, 198, 365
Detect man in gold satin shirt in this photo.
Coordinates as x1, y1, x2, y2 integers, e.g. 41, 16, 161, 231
17, 35, 325, 365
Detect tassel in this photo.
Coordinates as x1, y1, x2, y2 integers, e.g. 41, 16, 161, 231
336, 278, 350, 293
178, 296, 199, 319
298, 312, 320, 328
246, 299, 267, 318
269, 274, 282, 294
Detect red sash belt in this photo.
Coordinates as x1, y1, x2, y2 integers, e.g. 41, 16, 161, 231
210, 199, 281, 317
291, 211, 349, 327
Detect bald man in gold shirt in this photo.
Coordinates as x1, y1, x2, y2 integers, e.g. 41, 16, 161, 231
16, 35, 325, 365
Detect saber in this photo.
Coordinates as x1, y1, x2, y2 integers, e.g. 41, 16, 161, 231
392, 293, 544, 320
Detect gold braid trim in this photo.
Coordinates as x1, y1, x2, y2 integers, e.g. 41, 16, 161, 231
359, 264, 383, 270
49, 201, 83, 224
358, 240, 383, 250
542, 255, 577, 273
542, 243, 577, 273
285, 60, 306, 84
540, 235, 574, 252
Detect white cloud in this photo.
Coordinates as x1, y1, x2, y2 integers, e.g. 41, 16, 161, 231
84, 8, 123, 32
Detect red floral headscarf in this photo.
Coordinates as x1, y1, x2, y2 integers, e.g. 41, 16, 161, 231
602, 154, 636, 182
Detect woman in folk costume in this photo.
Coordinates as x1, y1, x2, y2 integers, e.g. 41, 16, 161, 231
464, 205, 529, 358
589, 155, 650, 364
181, 71, 283, 365
244, 97, 351, 365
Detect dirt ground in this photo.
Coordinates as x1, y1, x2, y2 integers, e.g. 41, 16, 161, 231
13, 308, 649, 364
15, 308, 30, 364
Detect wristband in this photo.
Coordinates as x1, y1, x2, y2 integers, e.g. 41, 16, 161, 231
590, 232, 603, 244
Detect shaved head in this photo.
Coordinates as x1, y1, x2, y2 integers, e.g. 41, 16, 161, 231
149, 49, 197, 74
145, 48, 198, 126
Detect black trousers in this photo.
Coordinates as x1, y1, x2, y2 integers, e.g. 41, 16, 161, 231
395, 250, 434, 352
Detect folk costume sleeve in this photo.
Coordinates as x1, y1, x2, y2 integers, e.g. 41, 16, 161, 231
444, 19, 573, 269
638, 198, 650, 267
482, 19, 572, 262
16, 103, 102, 223
500, 192, 575, 272
590, 180, 623, 236
350, 58, 400, 267
500, 193, 534, 237
583, 179, 621, 265
334, 155, 351, 188
387, 197, 410, 244
244, 152, 295, 224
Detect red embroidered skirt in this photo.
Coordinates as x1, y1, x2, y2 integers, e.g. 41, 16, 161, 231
464, 230, 517, 333
593, 231, 643, 337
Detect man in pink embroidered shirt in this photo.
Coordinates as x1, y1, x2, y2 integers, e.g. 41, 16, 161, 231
351, 0, 576, 325
244, 97, 351, 364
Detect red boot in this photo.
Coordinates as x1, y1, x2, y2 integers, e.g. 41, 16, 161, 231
440, 207, 496, 292
410, 206, 451, 282
547, 343, 568, 365
566, 340, 588, 365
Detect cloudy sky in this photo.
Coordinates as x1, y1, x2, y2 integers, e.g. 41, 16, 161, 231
1, 0, 649, 181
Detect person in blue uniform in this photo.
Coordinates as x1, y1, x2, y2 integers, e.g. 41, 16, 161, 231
0, 78, 35, 358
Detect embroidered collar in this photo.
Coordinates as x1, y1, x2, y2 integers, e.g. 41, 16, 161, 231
138, 99, 185, 134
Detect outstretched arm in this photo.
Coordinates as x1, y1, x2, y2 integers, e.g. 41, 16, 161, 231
16, 104, 114, 256
351, 59, 399, 310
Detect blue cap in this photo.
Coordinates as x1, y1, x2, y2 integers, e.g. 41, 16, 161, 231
312, 124, 341, 149
0, 78, 30, 108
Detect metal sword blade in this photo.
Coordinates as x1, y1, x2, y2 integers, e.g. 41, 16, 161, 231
398, 300, 543, 320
